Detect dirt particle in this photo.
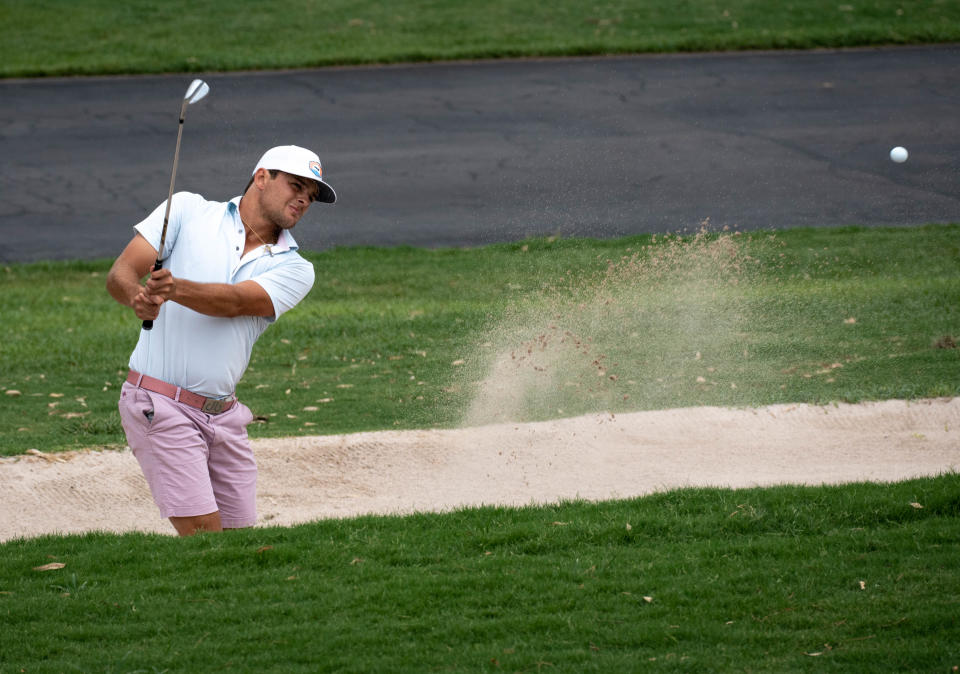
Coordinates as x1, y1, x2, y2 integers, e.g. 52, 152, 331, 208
933, 335, 956, 349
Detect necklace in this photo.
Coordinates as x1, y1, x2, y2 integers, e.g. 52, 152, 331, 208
243, 220, 276, 257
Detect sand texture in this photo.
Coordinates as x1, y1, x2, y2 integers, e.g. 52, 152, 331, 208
1, 397, 958, 542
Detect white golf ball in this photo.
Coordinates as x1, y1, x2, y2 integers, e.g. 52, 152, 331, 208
890, 146, 908, 163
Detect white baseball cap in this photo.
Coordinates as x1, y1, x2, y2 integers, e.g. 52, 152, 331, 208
253, 145, 337, 203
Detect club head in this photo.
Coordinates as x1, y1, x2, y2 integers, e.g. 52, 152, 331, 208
184, 79, 210, 105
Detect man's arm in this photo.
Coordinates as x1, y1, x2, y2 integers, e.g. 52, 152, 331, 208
106, 234, 164, 321
107, 233, 274, 319
152, 274, 275, 319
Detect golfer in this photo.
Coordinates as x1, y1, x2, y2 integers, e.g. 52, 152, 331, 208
106, 145, 335, 536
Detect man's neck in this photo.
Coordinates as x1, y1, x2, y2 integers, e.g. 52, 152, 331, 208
238, 196, 279, 245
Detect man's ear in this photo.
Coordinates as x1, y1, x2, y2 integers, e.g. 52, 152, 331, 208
253, 168, 271, 190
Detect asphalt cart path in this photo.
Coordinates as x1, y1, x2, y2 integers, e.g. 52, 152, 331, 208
1, 46, 958, 262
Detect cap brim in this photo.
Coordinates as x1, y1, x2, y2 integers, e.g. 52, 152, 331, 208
314, 180, 336, 204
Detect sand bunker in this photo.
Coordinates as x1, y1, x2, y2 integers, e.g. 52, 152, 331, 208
2, 397, 958, 542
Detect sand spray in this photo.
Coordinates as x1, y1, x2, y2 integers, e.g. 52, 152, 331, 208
459, 227, 769, 427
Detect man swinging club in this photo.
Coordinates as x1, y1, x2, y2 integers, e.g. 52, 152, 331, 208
107, 144, 336, 536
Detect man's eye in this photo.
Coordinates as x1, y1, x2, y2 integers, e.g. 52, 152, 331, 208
290, 180, 317, 201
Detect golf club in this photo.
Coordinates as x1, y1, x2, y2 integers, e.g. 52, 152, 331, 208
142, 78, 210, 331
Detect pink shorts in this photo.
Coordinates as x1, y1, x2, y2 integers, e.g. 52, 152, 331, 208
118, 382, 257, 527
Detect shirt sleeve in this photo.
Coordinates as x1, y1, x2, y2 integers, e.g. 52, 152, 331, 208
133, 192, 200, 259
249, 254, 316, 320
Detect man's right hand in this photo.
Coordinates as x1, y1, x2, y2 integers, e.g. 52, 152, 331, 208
107, 233, 164, 319
132, 287, 164, 320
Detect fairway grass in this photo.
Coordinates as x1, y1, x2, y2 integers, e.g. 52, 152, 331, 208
2, 476, 958, 671
1, 227, 958, 670
4, 9, 958, 668
1, 225, 958, 457
3, 0, 960, 78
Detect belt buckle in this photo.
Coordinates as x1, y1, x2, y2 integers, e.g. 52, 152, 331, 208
201, 398, 230, 414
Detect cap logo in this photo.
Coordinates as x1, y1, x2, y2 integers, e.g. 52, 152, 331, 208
309, 161, 322, 178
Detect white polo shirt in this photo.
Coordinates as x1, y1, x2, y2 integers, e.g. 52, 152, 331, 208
127, 192, 315, 397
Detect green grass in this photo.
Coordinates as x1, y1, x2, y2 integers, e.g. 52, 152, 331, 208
4, 11, 958, 668
1, 229, 957, 669
1, 476, 958, 671
2, 0, 959, 78
2, 225, 958, 457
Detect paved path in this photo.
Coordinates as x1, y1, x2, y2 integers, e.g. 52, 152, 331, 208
1, 46, 958, 262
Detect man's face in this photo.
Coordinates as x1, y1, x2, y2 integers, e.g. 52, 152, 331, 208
259, 170, 320, 229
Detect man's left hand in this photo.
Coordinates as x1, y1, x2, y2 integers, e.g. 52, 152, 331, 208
145, 268, 177, 300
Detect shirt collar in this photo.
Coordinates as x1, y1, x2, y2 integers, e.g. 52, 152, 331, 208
230, 196, 300, 252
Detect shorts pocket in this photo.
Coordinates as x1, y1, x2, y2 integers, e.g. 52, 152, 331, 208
223, 401, 254, 433
239, 402, 254, 427
118, 384, 156, 436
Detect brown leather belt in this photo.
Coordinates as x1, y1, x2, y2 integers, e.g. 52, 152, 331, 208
126, 370, 236, 415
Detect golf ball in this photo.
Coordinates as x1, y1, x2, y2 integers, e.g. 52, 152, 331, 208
890, 146, 908, 163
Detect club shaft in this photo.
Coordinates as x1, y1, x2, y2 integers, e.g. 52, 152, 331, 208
142, 98, 191, 331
